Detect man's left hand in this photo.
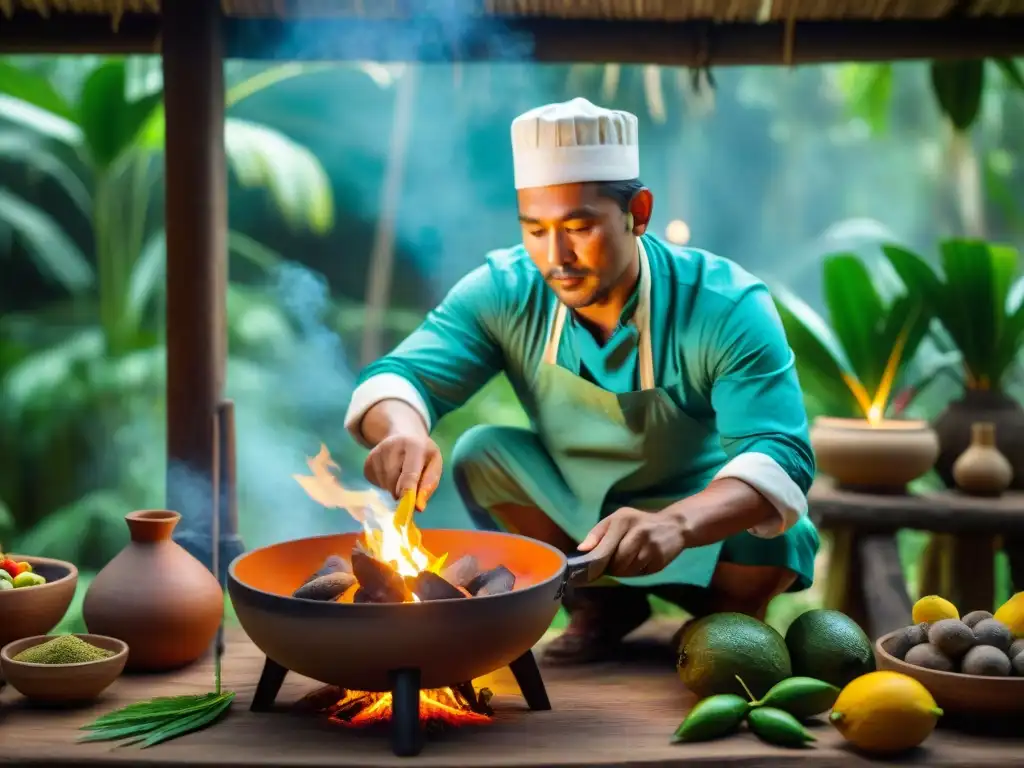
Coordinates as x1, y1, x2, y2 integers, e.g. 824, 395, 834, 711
577, 507, 686, 578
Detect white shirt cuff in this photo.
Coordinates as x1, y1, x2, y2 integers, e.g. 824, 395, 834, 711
714, 451, 807, 539
344, 373, 432, 448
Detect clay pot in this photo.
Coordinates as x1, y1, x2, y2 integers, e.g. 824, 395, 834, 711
952, 422, 1014, 497
0, 555, 77, 650
82, 510, 223, 672
933, 389, 1024, 490
810, 416, 939, 493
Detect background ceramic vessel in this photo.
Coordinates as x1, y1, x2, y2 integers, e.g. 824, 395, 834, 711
810, 417, 939, 493
0, 555, 77, 649
952, 422, 1014, 497
933, 390, 1024, 490
82, 510, 223, 671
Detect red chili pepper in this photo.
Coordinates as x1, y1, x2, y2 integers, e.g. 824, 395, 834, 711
0, 558, 21, 576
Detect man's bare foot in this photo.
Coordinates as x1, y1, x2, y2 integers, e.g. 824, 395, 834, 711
540, 587, 651, 666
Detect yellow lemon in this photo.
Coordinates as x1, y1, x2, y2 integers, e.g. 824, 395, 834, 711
911, 595, 958, 624
993, 591, 1024, 638
830, 671, 942, 754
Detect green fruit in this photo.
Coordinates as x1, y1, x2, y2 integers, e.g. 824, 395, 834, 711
12, 572, 44, 589
0, 568, 11, 583
671, 694, 749, 743
0, 579, 12, 591
784, 609, 876, 689
746, 706, 816, 747
677, 613, 792, 699
757, 677, 840, 720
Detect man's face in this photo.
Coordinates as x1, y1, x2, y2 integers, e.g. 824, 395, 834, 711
517, 183, 635, 309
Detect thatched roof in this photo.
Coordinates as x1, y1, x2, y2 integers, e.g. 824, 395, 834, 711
3, 0, 1023, 22
3, 0, 1024, 63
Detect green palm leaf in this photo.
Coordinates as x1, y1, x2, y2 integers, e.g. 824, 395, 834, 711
0, 60, 75, 120
224, 118, 333, 234
0, 131, 91, 216
0, 187, 93, 293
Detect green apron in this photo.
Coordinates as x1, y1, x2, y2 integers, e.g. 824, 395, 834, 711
528, 239, 723, 588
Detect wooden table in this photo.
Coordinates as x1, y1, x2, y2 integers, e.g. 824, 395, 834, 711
3, 625, 1023, 767
809, 482, 1024, 639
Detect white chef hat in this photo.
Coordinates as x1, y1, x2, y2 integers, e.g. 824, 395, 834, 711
510, 97, 640, 190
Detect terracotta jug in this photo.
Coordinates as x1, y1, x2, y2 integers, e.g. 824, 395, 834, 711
82, 510, 223, 671
952, 422, 1014, 497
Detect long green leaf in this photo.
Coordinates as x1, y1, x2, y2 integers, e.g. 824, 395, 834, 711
78, 717, 176, 743
823, 253, 885, 392
0, 94, 82, 145
994, 58, 1024, 92
77, 61, 163, 171
930, 60, 985, 132
82, 693, 221, 729
772, 291, 859, 417
224, 118, 333, 234
0, 131, 91, 217
127, 229, 166, 318
139, 694, 234, 748
881, 243, 947, 310
0, 187, 94, 293
0, 61, 75, 120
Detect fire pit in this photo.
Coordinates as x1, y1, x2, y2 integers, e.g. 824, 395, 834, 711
226, 446, 612, 757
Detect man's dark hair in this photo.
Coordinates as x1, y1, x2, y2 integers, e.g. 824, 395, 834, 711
594, 178, 645, 212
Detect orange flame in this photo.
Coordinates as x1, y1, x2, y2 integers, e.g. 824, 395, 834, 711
293, 446, 481, 722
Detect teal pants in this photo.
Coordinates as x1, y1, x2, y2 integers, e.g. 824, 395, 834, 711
452, 425, 819, 599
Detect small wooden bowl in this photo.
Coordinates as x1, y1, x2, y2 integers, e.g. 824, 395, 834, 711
875, 630, 1024, 715
1, 634, 128, 704
0, 555, 78, 648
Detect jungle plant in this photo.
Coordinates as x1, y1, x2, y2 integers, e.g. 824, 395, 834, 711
881, 239, 1024, 393
773, 252, 935, 422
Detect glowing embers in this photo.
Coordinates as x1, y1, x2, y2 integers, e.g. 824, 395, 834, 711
298, 683, 494, 730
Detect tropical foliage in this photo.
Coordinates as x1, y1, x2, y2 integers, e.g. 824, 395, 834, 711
0, 57, 334, 564
773, 252, 934, 421
882, 239, 1024, 392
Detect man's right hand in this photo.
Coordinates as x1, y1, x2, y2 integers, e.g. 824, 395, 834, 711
364, 433, 443, 511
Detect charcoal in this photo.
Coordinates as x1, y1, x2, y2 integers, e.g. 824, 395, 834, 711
406, 571, 465, 601
293, 571, 356, 601
466, 565, 516, 596
440, 554, 481, 589
352, 588, 372, 603
304, 554, 351, 585
351, 544, 411, 603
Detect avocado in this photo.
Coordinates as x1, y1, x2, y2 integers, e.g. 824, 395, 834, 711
784, 609, 875, 689
904, 642, 954, 672
961, 645, 1011, 677
972, 619, 1013, 652
928, 619, 975, 659
962, 610, 993, 628
677, 612, 791, 699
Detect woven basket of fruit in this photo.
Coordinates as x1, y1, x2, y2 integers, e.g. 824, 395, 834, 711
874, 593, 1024, 715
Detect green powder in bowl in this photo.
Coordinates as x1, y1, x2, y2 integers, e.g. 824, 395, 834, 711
13, 635, 115, 664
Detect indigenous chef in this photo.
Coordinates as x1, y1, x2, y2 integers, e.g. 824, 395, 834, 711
344, 98, 819, 665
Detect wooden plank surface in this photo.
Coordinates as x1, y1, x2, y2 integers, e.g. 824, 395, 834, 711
3, 624, 1023, 767
809, 482, 1024, 535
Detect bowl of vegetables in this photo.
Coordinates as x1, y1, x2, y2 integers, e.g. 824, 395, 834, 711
1, 634, 128, 703
0, 553, 79, 649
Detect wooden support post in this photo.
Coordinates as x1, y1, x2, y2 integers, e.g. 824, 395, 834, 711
162, 0, 228, 573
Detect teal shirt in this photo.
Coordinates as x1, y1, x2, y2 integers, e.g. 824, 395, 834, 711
358, 235, 815, 495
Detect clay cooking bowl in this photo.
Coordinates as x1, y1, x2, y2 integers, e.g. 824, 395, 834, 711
229, 529, 607, 692
875, 630, 1024, 715
0, 554, 78, 649
1, 633, 128, 704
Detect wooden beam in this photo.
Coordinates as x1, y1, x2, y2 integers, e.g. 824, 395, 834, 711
163, 0, 228, 572
2, 13, 1024, 63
